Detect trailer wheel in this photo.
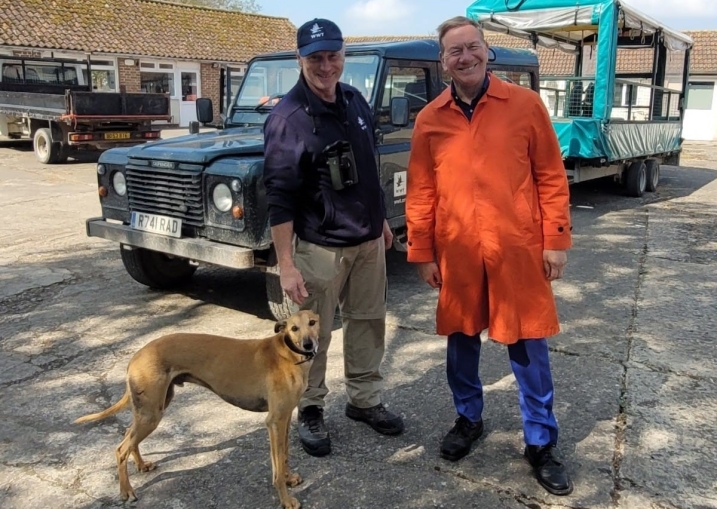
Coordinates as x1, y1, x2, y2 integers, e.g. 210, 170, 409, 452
265, 251, 299, 321
120, 245, 197, 289
624, 160, 647, 197
33, 128, 63, 164
645, 159, 660, 192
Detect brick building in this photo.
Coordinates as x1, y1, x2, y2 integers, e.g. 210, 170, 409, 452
0, 0, 297, 127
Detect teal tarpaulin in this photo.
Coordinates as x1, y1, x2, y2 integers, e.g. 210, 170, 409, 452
466, 0, 693, 121
466, 0, 693, 161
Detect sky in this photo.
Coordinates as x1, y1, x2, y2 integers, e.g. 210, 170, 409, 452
257, 0, 717, 36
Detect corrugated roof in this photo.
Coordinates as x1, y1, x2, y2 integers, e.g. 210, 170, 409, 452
0, 0, 297, 63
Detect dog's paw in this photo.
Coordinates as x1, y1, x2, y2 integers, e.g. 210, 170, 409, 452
121, 489, 138, 502
285, 472, 302, 487
282, 496, 301, 509
137, 461, 156, 473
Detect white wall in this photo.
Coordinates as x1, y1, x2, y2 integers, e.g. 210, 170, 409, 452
682, 76, 717, 141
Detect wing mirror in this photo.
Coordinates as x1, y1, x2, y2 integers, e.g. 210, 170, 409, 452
390, 97, 410, 127
196, 98, 214, 124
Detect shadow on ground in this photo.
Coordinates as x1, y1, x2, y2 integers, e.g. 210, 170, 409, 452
1, 164, 716, 508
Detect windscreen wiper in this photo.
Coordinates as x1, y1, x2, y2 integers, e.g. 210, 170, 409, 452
255, 93, 285, 111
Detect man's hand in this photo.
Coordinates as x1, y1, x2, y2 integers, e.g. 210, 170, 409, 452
417, 262, 442, 288
382, 219, 393, 250
543, 249, 567, 281
280, 264, 309, 305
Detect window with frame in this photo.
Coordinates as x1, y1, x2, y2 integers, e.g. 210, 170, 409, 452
489, 70, 533, 89
140, 61, 175, 96
379, 66, 429, 126
226, 66, 245, 109
2, 62, 79, 85
686, 82, 714, 110
81, 59, 117, 92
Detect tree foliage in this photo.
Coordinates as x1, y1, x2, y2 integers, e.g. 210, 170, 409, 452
174, 0, 261, 13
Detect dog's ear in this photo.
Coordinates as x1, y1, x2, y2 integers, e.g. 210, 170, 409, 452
274, 320, 287, 333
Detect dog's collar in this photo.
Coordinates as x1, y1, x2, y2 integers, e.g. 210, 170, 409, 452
284, 335, 316, 365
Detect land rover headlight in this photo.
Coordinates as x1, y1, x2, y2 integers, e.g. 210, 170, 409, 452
112, 171, 127, 196
212, 183, 233, 212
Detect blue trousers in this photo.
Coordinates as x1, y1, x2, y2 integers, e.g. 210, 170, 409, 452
447, 333, 559, 446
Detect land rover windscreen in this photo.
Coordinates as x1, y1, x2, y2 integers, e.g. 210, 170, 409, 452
225, 54, 381, 127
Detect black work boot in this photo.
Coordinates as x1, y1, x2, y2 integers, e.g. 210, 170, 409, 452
345, 402, 404, 435
297, 406, 331, 457
440, 416, 484, 461
524, 444, 573, 496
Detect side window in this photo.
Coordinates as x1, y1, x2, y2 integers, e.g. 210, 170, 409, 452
4, 63, 80, 86
444, 69, 534, 91
2, 64, 22, 83
490, 70, 533, 89
378, 66, 429, 132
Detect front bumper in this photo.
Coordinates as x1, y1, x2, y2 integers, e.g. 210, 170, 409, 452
86, 217, 255, 269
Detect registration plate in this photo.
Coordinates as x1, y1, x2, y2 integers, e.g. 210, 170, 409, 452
104, 132, 131, 140
130, 212, 182, 238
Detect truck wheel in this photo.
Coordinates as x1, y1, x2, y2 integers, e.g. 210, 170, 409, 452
33, 128, 62, 164
645, 159, 660, 192
55, 144, 69, 164
265, 262, 299, 321
120, 245, 197, 289
624, 160, 647, 197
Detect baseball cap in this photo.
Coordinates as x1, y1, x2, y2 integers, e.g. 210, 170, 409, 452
297, 18, 344, 57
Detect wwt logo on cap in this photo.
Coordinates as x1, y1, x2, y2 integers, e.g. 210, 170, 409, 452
310, 23, 324, 38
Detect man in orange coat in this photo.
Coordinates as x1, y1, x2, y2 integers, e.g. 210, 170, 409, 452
406, 16, 573, 496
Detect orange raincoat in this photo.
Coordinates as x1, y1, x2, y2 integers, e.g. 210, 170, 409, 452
405, 75, 572, 344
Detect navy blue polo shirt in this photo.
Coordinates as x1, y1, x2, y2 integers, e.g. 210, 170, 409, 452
451, 74, 491, 121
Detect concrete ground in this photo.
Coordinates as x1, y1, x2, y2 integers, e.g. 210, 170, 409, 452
0, 137, 715, 509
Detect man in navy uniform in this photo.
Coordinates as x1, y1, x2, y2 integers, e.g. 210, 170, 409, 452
262, 18, 404, 457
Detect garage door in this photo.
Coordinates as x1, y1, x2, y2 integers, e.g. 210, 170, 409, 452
682, 81, 716, 141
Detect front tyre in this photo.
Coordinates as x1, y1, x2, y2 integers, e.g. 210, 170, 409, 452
120, 245, 197, 289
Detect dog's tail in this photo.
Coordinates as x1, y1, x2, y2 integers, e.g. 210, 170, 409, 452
74, 391, 130, 424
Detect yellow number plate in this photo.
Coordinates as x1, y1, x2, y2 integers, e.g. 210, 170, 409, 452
104, 132, 131, 140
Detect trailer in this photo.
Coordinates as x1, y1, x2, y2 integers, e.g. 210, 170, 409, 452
467, 0, 694, 196
0, 55, 171, 164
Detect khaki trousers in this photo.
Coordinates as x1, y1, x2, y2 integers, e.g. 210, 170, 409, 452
294, 236, 387, 411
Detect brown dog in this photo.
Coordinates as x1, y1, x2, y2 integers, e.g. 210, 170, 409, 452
74, 310, 320, 509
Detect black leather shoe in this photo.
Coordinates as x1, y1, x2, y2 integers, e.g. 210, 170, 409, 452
345, 402, 404, 435
524, 444, 573, 496
298, 406, 331, 457
440, 416, 484, 461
